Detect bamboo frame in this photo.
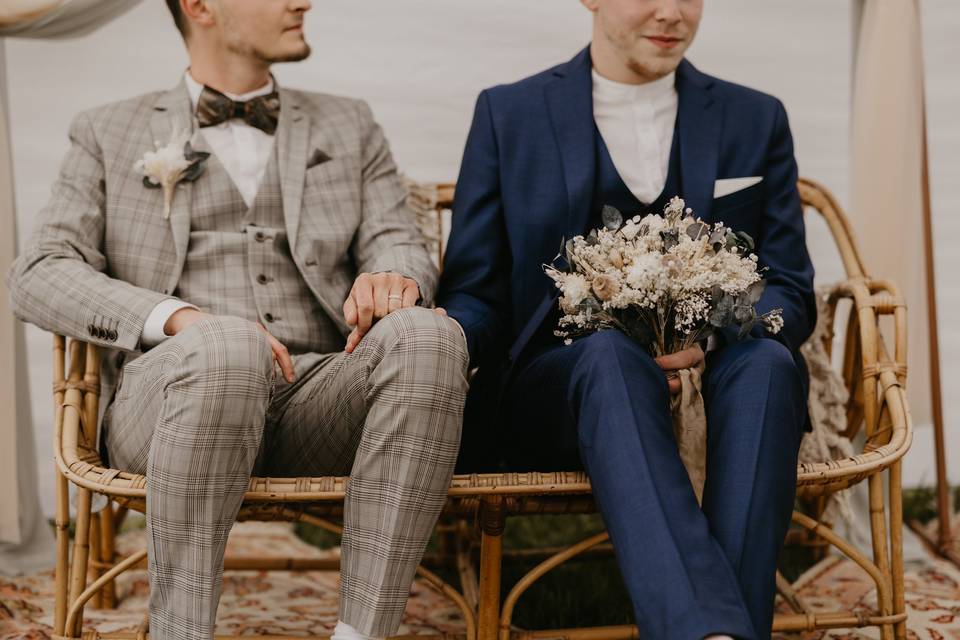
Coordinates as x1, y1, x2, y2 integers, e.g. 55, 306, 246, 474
49, 179, 911, 640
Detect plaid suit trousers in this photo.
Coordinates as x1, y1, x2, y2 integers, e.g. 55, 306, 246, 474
104, 309, 469, 639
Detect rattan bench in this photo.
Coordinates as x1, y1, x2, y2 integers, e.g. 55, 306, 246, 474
48, 178, 911, 640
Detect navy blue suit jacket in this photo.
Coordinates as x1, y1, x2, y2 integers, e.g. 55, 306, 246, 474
439, 47, 816, 377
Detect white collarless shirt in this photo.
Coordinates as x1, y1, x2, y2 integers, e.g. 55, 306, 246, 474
141, 72, 277, 346
591, 69, 678, 205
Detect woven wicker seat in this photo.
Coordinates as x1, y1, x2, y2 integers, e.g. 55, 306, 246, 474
49, 178, 911, 640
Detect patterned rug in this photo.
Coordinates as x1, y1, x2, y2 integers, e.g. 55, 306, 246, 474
0, 522, 464, 639
2, 521, 959, 639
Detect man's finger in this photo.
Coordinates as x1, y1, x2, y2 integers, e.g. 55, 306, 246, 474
401, 280, 420, 308
343, 295, 358, 327
345, 327, 361, 353
656, 346, 703, 371
354, 278, 375, 335
372, 273, 392, 319
273, 341, 295, 383
668, 377, 681, 395
257, 323, 295, 382
433, 307, 448, 317
386, 274, 405, 314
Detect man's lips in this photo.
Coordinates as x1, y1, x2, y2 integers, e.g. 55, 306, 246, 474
646, 35, 682, 49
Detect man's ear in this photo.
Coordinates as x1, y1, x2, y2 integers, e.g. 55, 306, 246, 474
181, 0, 216, 30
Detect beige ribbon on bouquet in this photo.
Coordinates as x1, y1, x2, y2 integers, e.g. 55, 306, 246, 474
669, 361, 707, 504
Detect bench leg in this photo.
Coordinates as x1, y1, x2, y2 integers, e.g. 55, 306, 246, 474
67, 487, 94, 638
868, 473, 895, 640
99, 504, 119, 609
54, 470, 71, 638
477, 496, 505, 640
889, 461, 906, 640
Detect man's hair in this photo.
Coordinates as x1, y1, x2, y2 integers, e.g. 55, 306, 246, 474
166, 0, 189, 39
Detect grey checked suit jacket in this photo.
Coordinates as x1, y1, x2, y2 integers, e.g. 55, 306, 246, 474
6, 80, 437, 406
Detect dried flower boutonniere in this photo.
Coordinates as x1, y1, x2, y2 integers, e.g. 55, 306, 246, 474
134, 129, 210, 219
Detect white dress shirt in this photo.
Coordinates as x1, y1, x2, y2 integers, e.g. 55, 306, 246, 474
141, 71, 276, 346
591, 69, 678, 205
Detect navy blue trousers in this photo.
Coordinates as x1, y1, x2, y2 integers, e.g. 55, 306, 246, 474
502, 330, 806, 639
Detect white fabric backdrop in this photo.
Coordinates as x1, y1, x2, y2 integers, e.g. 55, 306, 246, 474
0, 0, 141, 573
6, 0, 959, 520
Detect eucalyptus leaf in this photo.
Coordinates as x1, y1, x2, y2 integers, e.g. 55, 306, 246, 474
738, 318, 756, 340
581, 297, 603, 312
660, 229, 679, 251
183, 142, 210, 162
724, 230, 739, 251
736, 231, 756, 253
745, 280, 765, 304
601, 205, 623, 230
686, 221, 709, 241
733, 303, 755, 324
181, 160, 206, 182
709, 228, 727, 252
709, 296, 734, 327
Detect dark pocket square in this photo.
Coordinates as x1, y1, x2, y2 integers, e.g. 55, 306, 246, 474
307, 148, 333, 169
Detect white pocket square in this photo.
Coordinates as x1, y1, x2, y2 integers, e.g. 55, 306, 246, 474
714, 176, 762, 198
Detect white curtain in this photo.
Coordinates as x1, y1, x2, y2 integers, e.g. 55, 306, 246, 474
835, 0, 933, 564
0, 0, 141, 575
850, 0, 933, 432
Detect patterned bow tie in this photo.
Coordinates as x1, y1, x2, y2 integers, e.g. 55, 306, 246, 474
196, 85, 281, 135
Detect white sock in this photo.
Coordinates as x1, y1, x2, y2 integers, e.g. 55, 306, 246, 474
704, 636, 735, 640
331, 620, 384, 640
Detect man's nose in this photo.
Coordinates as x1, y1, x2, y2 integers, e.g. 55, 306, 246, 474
653, 0, 683, 23
291, 0, 312, 13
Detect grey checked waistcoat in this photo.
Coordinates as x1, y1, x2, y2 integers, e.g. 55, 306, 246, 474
175, 143, 344, 354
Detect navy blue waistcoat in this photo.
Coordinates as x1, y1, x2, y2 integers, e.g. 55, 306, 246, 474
588, 121, 683, 228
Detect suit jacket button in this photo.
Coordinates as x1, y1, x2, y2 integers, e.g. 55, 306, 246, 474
108, 330, 118, 341
88, 324, 96, 336
264, 313, 275, 323
255, 231, 267, 242
304, 257, 317, 267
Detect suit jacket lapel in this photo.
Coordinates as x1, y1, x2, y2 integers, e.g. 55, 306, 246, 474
676, 59, 722, 221
276, 88, 309, 256
544, 47, 597, 242
149, 80, 195, 286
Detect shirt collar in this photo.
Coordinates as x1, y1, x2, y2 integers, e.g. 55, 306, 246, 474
183, 70, 275, 111
592, 69, 676, 106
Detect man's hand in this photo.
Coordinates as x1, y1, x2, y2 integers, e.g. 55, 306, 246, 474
655, 344, 705, 395
163, 307, 295, 383
163, 307, 210, 337
343, 272, 420, 353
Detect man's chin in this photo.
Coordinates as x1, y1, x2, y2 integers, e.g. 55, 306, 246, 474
627, 55, 683, 81
267, 43, 312, 64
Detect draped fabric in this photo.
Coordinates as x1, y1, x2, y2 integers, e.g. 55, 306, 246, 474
0, 0, 141, 574
850, 0, 933, 431
0, 0, 140, 37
